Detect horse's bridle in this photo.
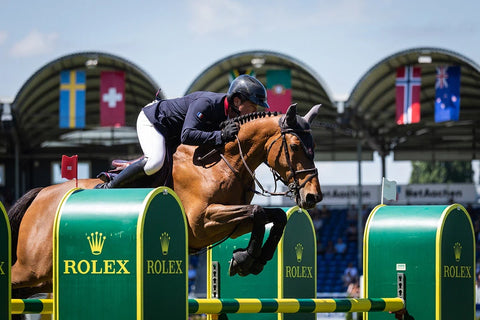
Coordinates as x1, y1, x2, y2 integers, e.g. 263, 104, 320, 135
226, 127, 318, 200
263, 127, 318, 199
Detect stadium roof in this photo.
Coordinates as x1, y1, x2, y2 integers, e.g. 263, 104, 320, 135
186, 50, 365, 161
345, 47, 480, 161
1, 51, 161, 159
1, 47, 479, 163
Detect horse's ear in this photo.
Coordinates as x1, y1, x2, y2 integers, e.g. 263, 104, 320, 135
303, 104, 322, 124
285, 103, 297, 127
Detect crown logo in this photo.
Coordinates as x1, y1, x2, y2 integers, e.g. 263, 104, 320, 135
160, 232, 170, 256
87, 232, 106, 255
453, 242, 462, 262
295, 243, 304, 263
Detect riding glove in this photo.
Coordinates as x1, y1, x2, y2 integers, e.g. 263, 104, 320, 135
221, 122, 240, 143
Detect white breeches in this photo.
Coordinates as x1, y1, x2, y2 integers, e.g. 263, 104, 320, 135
136, 110, 166, 176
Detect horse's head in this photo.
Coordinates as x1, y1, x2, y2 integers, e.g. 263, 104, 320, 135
265, 104, 323, 209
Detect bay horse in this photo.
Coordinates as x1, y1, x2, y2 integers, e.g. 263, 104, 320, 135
8, 104, 323, 298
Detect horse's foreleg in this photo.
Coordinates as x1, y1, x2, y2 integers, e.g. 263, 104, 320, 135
230, 214, 266, 273
249, 208, 287, 275
229, 206, 268, 276
201, 204, 279, 277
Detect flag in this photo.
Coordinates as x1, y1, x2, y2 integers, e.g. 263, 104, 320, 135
381, 177, 397, 203
100, 71, 125, 127
59, 70, 86, 128
267, 69, 292, 113
435, 66, 461, 123
395, 66, 421, 125
61, 155, 78, 181
228, 68, 255, 84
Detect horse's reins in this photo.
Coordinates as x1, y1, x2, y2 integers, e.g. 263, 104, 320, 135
225, 128, 318, 200
261, 128, 318, 199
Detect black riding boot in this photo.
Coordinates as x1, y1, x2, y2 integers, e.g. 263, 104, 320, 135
95, 158, 148, 189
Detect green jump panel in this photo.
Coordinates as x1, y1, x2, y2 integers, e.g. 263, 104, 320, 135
1, 201, 11, 320
207, 207, 316, 320
53, 187, 188, 320
364, 204, 475, 320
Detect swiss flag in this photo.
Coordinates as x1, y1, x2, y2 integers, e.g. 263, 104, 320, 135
100, 71, 125, 127
61, 155, 78, 180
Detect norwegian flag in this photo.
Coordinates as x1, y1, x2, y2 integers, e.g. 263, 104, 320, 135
395, 66, 421, 125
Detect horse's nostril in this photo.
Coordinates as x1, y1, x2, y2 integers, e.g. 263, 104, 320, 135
306, 193, 322, 205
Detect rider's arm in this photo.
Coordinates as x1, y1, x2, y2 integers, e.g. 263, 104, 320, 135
181, 97, 224, 146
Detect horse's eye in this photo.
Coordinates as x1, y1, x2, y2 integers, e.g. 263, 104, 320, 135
290, 144, 299, 151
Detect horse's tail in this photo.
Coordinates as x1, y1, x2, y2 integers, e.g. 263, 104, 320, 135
7, 187, 44, 264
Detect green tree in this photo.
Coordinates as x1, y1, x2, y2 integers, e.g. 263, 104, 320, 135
409, 161, 473, 184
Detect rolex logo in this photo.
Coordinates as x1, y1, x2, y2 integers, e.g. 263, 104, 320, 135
295, 243, 303, 263
160, 232, 170, 255
87, 232, 106, 255
453, 242, 462, 262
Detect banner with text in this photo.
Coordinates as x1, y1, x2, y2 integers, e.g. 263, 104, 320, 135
318, 184, 477, 206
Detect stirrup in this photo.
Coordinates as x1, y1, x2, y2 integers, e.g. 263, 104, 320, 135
94, 182, 110, 189
97, 172, 116, 182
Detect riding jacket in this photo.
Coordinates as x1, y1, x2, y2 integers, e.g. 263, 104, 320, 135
142, 91, 228, 149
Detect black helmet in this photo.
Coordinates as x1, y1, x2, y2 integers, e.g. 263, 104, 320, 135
227, 74, 270, 108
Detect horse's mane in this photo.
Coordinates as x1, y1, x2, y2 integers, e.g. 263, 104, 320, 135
220, 111, 280, 128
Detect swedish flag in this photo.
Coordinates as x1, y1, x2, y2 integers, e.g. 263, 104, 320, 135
59, 70, 86, 128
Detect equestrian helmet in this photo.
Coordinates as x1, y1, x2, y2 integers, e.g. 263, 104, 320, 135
227, 74, 270, 109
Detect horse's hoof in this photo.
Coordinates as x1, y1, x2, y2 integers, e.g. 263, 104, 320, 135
249, 259, 266, 275
228, 249, 254, 276
229, 258, 239, 276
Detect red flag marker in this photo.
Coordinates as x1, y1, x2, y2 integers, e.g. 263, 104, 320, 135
61, 155, 78, 187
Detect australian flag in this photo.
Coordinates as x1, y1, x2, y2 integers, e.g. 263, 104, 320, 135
435, 66, 461, 122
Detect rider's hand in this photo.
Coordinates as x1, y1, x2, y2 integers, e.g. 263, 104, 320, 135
221, 122, 239, 143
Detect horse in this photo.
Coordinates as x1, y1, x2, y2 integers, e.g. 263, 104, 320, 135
8, 104, 323, 299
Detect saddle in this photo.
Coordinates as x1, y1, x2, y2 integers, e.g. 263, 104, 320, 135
97, 155, 173, 189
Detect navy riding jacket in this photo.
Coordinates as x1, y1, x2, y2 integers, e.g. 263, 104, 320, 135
142, 92, 228, 149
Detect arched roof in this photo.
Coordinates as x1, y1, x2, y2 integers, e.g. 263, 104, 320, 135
346, 47, 480, 161
185, 50, 362, 160
7, 51, 162, 157
2, 48, 479, 164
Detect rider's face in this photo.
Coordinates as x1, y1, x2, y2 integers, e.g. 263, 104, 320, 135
237, 100, 258, 115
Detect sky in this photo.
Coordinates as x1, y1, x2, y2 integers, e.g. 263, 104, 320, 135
1, 0, 479, 186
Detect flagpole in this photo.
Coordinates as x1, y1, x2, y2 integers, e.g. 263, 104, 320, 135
381, 177, 385, 205
356, 141, 363, 272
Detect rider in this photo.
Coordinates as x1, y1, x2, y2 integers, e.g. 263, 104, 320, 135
96, 74, 270, 189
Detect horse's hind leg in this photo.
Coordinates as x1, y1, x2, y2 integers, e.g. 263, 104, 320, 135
11, 261, 53, 298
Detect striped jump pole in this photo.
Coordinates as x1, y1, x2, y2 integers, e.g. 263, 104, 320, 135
12, 298, 404, 315
191, 298, 404, 314
11, 299, 53, 314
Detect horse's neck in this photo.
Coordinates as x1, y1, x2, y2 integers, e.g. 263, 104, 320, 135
225, 118, 278, 173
